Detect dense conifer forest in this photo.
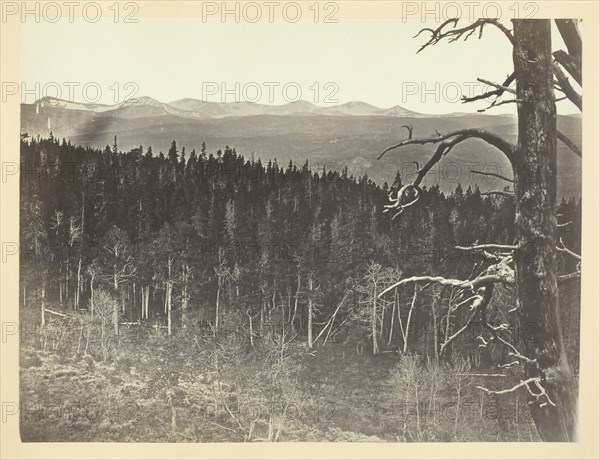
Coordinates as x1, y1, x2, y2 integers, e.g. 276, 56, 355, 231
19, 134, 581, 441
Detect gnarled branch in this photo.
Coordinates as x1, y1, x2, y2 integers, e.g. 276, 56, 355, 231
477, 377, 556, 408
378, 129, 514, 163
400, 125, 413, 139
415, 18, 516, 53
378, 257, 515, 299
557, 237, 581, 261
384, 184, 422, 219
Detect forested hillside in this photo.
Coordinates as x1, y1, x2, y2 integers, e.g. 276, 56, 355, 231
20, 103, 582, 197
19, 135, 581, 441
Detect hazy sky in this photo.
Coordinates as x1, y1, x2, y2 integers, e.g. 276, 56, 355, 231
21, 18, 576, 114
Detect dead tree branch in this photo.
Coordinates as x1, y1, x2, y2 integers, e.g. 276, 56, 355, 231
378, 129, 514, 217
557, 237, 581, 262
439, 286, 491, 355
553, 50, 581, 86
558, 271, 581, 283
401, 125, 413, 139
554, 20, 582, 68
476, 77, 516, 95
378, 274, 501, 298
557, 130, 582, 158
378, 129, 514, 162
552, 62, 582, 111
476, 98, 522, 113
455, 243, 517, 252
462, 73, 515, 104
476, 377, 556, 408
415, 18, 516, 53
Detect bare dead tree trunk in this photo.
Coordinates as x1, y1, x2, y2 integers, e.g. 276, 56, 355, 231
371, 287, 379, 355
59, 266, 63, 306
140, 281, 145, 319
167, 282, 172, 336
247, 309, 254, 347
307, 275, 314, 349
286, 287, 292, 324
75, 256, 82, 309
164, 282, 168, 314
101, 313, 108, 361
379, 301, 385, 337
512, 19, 577, 441
377, 16, 581, 443
403, 284, 418, 354
291, 273, 300, 330
144, 286, 149, 319
113, 298, 119, 337
444, 288, 454, 345
76, 193, 84, 309
89, 274, 95, 318
431, 286, 439, 361
167, 258, 172, 337
110, 263, 119, 336
66, 244, 71, 307
387, 292, 396, 346
215, 280, 222, 335
181, 262, 188, 328
260, 293, 265, 335
40, 275, 46, 328
113, 302, 119, 336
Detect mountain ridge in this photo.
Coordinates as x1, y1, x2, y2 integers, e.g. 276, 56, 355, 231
21, 98, 581, 197
30, 96, 470, 120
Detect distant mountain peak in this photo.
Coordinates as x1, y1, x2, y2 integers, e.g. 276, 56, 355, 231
342, 101, 377, 107
169, 97, 206, 104
285, 100, 318, 107
123, 96, 162, 105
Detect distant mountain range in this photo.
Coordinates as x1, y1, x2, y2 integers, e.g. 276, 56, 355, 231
30, 96, 464, 120
21, 97, 582, 197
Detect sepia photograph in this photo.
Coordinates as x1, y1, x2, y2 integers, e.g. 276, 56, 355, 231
1, 1, 598, 456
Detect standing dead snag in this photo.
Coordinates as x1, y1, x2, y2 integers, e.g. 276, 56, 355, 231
511, 20, 578, 441
379, 19, 581, 441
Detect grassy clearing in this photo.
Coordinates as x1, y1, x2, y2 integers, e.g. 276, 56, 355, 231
20, 313, 540, 442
